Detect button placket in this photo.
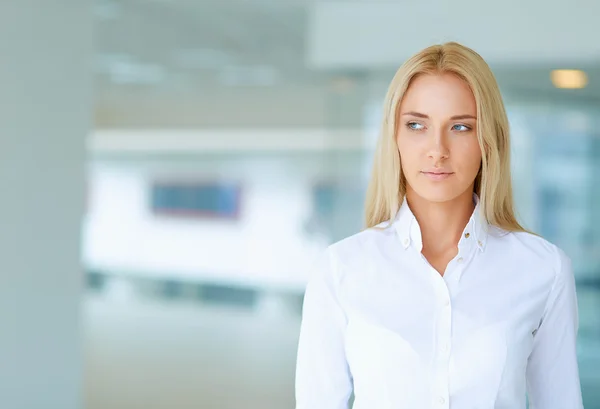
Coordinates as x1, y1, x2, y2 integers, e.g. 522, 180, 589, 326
432, 276, 452, 409
438, 299, 452, 356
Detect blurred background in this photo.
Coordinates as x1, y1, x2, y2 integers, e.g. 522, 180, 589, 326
2, 1, 599, 408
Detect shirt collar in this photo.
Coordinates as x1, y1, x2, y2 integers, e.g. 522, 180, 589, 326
393, 193, 488, 253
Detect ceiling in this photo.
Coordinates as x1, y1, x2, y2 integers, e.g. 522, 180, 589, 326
93, 0, 600, 129
94, 0, 312, 89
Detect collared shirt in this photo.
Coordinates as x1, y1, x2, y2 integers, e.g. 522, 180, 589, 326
295, 196, 583, 409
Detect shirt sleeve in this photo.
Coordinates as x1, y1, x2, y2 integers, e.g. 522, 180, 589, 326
526, 246, 583, 409
295, 247, 353, 409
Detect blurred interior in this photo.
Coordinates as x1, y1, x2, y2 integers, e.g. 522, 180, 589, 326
84, 1, 600, 408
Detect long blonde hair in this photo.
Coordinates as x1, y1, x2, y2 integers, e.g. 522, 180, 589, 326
365, 41, 528, 233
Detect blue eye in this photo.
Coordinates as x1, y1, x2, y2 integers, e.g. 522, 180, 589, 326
407, 122, 424, 131
452, 124, 471, 131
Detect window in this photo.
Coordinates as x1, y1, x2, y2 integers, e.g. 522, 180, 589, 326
150, 181, 241, 219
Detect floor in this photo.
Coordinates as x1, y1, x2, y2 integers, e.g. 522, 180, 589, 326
83, 282, 600, 409
84, 291, 300, 409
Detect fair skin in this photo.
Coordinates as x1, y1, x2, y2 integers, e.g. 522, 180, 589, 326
396, 73, 482, 275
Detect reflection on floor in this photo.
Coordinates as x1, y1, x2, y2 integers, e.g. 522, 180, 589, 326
84, 290, 301, 409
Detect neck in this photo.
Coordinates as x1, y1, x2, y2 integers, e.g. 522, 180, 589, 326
406, 188, 476, 254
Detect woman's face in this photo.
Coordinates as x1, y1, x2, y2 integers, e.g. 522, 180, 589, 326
396, 73, 482, 204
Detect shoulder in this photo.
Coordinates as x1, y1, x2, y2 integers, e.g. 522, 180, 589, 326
307, 226, 385, 293
327, 220, 395, 265
503, 230, 567, 260
495, 229, 571, 283
313, 221, 397, 290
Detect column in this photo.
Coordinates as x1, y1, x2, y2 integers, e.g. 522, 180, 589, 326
0, 2, 91, 408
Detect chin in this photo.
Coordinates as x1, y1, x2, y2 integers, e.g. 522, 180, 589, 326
411, 185, 464, 204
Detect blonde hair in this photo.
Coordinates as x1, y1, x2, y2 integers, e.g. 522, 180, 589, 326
365, 41, 528, 233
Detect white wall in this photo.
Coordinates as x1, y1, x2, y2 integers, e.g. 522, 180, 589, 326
83, 153, 365, 291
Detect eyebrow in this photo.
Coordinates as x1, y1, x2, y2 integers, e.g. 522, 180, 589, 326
401, 111, 477, 120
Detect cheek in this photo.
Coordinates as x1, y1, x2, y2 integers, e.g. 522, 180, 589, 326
456, 139, 482, 174
397, 134, 425, 159
397, 138, 419, 173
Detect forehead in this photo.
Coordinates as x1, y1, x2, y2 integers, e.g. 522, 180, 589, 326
400, 73, 476, 116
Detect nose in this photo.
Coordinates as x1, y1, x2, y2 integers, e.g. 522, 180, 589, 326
427, 128, 449, 163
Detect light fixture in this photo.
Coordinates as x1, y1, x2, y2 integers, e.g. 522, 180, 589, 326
550, 69, 588, 89
95, 54, 166, 85
172, 49, 234, 70
218, 65, 280, 86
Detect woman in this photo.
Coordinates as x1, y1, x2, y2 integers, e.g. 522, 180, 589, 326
295, 42, 583, 409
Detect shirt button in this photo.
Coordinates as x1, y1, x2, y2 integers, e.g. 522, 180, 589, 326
478, 240, 483, 247
444, 299, 450, 307
403, 238, 409, 246
464, 232, 470, 238
457, 257, 464, 263
438, 396, 446, 404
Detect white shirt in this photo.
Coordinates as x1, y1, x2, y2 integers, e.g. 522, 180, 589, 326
295, 196, 583, 409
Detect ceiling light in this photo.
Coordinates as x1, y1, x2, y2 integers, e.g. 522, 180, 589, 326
550, 69, 588, 89
173, 49, 235, 69
218, 65, 280, 86
95, 54, 166, 85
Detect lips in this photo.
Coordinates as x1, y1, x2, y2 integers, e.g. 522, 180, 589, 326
422, 171, 454, 180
